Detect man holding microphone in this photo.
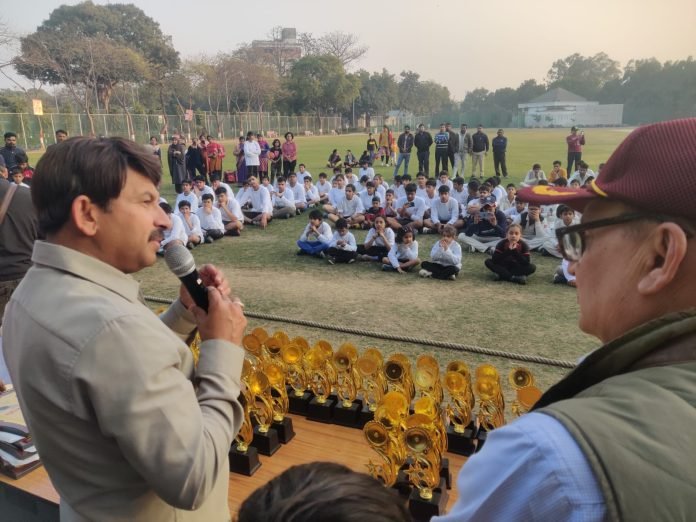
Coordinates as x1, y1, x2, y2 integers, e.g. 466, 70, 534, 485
3, 137, 246, 521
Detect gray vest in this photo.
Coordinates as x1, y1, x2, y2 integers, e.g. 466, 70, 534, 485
533, 310, 696, 521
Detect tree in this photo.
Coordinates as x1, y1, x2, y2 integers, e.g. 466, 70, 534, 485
282, 55, 360, 117
547, 52, 621, 99
316, 31, 368, 68
355, 69, 398, 128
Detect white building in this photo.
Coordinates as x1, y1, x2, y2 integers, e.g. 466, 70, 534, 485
518, 88, 623, 128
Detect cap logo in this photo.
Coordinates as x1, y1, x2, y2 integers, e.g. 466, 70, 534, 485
589, 179, 608, 198
529, 185, 583, 197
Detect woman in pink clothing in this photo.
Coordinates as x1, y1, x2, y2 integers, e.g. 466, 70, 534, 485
282, 132, 298, 176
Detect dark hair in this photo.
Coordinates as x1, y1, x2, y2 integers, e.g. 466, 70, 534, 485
385, 188, 395, 195
335, 218, 348, 229
416, 172, 426, 178
485, 176, 499, 187
319, 172, 327, 178
393, 175, 402, 182
578, 160, 588, 169
360, 175, 370, 183
277, 176, 286, 184
238, 462, 409, 522
15, 152, 29, 164
405, 183, 417, 194
532, 163, 541, 170
309, 209, 323, 220
210, 173, 221, 182
467, 180, 480, 190
345, 167, 353, 174
4, 132, 17, 139
285, 132, 294, 139
402, 174, 411, 182
177, 200, 191, 209
214, 186, 228, 196
506, 183, 516, 189
345, 183, 356, 192
299, 163, 305, 168
272, 139, 281, 147
182, 179, 192, 185
553, 177, 568, 187
425, 179, 437, 188
439, 171, 449, 177
438, 185, 450, 193
395, 226, 413, 243
159, 202, 172, 214
479, 183, 492, 192
32, 137, 161, 235
56, 129, 68, 136
553, 160, 562, 166
201, 193, 214, 201
453, 177, 464, 186
537, 179, 549, 186
194, 175, 205, 182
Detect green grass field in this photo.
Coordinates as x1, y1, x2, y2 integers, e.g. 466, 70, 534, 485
25, 128, 632, 405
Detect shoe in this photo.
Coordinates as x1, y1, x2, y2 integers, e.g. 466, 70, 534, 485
296, 249, 307, 256
327, 256, 336, 265
468, 245, 476, 253
422, 227, 431, 235
382, 264, 395, 272
186, 241, 194, 250
318, 251, 327, 259
419, 269, 432, 278
552, 273, 567, 284
204, 236, 213, 244
348, 257, 356, 264
448, 274, 457, 281
511, 275, 527, 285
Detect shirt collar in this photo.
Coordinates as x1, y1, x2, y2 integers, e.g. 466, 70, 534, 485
31, 241, 142, 303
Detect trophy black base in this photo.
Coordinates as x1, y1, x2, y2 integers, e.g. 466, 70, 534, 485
357, 404, 375, 428
446, 424, 478, 457
332, 400, 362, 428
440, 457, 452, 490
287, 388, 313, 415
306, 396, 336, 423
271, 417, 296, 444
408, 478, 449, 521
392, 468, 412, 498
475, 427, 488, 453
251, 426, 281, 456
229, 443, 261, 476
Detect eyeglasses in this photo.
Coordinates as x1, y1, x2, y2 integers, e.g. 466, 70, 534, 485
556, 212, 694, 262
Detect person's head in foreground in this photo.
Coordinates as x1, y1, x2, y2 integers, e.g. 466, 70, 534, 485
31, 136, 166, 274
237, 462, 410, 522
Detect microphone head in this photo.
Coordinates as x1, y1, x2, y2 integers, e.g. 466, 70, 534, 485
164, 244, 196, 278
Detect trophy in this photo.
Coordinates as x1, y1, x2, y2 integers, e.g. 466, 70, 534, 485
304, 346, 336, 422
509, 367, 543, 417
242, 333, 265, 365
413, 396, 451, 489
282, 342, 312, 415
384, 353, 415, 403
250, 327, 269, 343
313, 339, 338, 394
414, 354, 444, 404
272, 330, 290, 346
403, 413, 449, 519
262, 336, 284, 362
265, 361, 295, 443
356, 348, 387, 427
229, 360, 261, 476
364, 390, 409, 488
247, 369, 281, 456
443, 366, 477, 456
474, 365, 505, 450
332, 343, 363, 427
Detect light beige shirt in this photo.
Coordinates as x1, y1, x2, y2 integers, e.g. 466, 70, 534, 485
3, 241, 244, 521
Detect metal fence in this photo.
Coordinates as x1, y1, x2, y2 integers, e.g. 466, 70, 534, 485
0, 112, 347, 150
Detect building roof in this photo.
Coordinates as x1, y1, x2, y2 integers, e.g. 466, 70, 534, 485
527, 88, 588, 104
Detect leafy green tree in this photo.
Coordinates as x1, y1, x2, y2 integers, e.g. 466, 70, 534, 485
546, 52, 621, 99
355, 69, 398, 127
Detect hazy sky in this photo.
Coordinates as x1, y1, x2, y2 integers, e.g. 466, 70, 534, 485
3, 0, 695, 99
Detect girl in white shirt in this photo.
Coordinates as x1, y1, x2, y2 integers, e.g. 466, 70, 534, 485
383, 227, 420, 273
420, 225, 462, 280
357, 216, 395, 262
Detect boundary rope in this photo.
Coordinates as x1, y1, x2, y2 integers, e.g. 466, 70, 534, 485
144, 295, 576, 369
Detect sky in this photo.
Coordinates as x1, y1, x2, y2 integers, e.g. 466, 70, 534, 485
2, 0, 695, 100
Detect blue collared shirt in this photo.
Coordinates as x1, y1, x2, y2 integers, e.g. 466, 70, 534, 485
433, 412, 607, 521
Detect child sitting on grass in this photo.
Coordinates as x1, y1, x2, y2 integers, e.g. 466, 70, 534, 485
382, 226, 420, 273
357, 215, 394, 262
327, 218, 357, 264
484, 223, 536, 284
420, 225, 462, 280
297, 209, 333, 257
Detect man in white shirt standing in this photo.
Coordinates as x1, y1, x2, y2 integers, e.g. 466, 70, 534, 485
243, 132, 261, 178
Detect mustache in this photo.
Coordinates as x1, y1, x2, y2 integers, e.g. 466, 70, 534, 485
149, 229, 165, 242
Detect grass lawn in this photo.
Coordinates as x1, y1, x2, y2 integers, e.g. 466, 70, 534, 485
25, 128, 632, 407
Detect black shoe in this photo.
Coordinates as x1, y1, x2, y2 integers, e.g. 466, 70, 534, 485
348, 257, 356, 264
327, 256, 336, 265
296, 249, 307, 256
511, 275, 527, 285
553, 273, 567, 284
204, 236, 213, 244
186, 242, 194, 250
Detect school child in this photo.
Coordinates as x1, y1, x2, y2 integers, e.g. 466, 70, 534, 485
521, 164, 547, 187
303, 176, 321, 208
357, 215, 394, 261
357, 161, 375, 182
383, 189, 398, 219
316, 172, 332, 204
10, 168, 30, 188
484, 224, 537, 284
390, 140, 398, 166
210, 174, 235, 202
344, 167, 361, 187
387, 184, 427, 231
498, 183, 517, 212
327, 184, 365, 227
196, 193, 225, 242
382, 226, 420, 273
466, 178, 480, 204
436, 171, 454, 190
373, 173, 388, 197
159, 202, 187, 253
177, 201, 204, 247
174, 179, 199, 213
344, 150, 358, 168
297, 209, 333, 257
451, 177, 468, 206
458, 201, 506, 253
271, 177, 296, 219
15, 152, 34, 186
215, 187, 244, 236
287, 172, 307, 213
424, 185, 461, 233
363, 196, 386, 229
326, 218, 357, 264
359, 181, 384, 211
420, 225, 462, 280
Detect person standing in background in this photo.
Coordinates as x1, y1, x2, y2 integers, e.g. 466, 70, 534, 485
434, 124, 449, 175
378, 125, 393, 166
566, 126, 585, 174
282, 132, 298, 176
206, 135, 225, 180
445, 123, 457, 171
471, 125, 489, 178
168, 135, 187, 194
414, 123, 433, 176
453, 124, 472, 178
0, 132, 26, 173
492, 129, 509, 178
393, 125, 414, 177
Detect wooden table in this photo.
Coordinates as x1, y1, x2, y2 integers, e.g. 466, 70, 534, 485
0, 414, 467, 520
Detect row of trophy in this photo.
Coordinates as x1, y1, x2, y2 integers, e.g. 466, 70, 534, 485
227, 326, 544, 485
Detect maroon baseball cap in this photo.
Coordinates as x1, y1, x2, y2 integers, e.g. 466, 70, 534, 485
517, 118, 696, 219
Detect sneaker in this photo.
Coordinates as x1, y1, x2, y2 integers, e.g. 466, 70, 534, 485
468, 245, 476, 253
348, 257, 356, 264
327, 256, 336, 265
448, 274, 457, 281
552, 273, 567, 284
318, 251, 326, 259
382, 264, 395, 272
422, 227, 431, 235
296, 249, 307, 256
511, 275, 527, 285
186, 241, 194, 250
204, 236, 213, 244
419, 269, 432, 278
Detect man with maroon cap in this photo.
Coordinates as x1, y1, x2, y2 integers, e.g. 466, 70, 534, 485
436, 118, 696, 521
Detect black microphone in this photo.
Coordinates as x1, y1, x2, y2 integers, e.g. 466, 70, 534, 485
164, 244, 209, 312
